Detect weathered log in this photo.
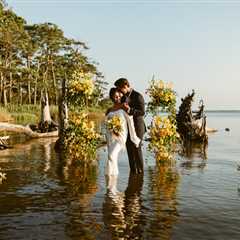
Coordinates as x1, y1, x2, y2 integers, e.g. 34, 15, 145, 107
0, 136, 11, 149
0, 122, 58, 138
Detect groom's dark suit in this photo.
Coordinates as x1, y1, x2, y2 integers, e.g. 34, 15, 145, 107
123, 89, 146, 174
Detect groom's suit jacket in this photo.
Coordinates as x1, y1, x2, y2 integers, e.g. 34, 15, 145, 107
123, 89, 146, 140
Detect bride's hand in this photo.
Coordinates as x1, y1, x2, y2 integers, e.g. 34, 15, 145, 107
121, 103, 130, 113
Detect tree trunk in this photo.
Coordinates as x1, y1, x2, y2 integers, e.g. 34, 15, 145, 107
27, 56, 32, 104
3, 88, 7, 107
28, 80, 31, 104
34, 80, 37, 105
9, 71, 13, 104
0, 72, 3, 104
40, 90, 52, 124
51, 64, 58, 105
34, 62, 40, 105
56, 77, 68, 148
19, 83, 23, 105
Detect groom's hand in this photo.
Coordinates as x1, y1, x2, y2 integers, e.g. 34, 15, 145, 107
122, 103, 130, 113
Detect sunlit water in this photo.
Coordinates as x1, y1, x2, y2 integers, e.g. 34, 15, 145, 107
0, 112, 240, 240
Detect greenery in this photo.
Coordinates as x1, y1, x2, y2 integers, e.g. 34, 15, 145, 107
0, 106, 12, 122
0, 1, 107, 166
0, 1, 107, 107
0, 104, 58, 124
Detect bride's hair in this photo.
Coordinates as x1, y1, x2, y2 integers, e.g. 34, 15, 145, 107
109, 87, 118, 102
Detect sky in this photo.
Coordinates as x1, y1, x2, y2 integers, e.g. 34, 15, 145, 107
6, 0, 240, 110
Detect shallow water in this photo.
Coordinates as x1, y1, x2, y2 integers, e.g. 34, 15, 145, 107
0, 112, 240, 240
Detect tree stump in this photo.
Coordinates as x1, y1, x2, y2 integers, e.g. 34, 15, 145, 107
176, 90, 208, 143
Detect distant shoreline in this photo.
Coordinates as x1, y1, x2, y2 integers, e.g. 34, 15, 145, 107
205, 110, 240, 113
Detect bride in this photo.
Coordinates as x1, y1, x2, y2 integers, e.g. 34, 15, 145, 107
105, 88, 140, 176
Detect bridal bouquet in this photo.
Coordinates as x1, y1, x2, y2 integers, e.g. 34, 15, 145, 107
106, 115, 123, 136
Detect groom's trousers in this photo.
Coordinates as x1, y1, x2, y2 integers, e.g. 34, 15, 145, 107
126, 135, 144, 174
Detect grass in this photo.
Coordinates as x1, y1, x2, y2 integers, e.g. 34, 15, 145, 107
0, 107, 13, 122
0, 104, 59, 125
0, 104, 106, 125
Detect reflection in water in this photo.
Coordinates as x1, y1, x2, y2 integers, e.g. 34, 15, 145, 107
0, 138, 101, 240
103, 175, 126, 239
56, 152, 98, 195
124, 173, 144, 239
147, 164, 179, 240
56, 153, 100, 240
179, 141, 208, 170
1, 113, 240, 239
43, 140, 51, 173
103, 173, 144, 239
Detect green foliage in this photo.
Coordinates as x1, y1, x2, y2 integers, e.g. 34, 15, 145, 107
0, 104, 58, 124
0, 3, 107, 106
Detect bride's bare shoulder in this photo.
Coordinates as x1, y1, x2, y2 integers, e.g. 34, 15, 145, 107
106, 107, 123, 116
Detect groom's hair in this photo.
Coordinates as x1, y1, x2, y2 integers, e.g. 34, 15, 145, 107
114, 78, 130, 88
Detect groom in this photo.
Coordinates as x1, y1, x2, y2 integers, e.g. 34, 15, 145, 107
114, 78, 146, 174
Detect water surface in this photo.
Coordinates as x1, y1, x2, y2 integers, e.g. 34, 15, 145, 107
0, 112, 240, 239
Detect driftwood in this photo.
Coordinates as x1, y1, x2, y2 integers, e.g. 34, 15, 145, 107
0, 122, 58, 138
0, 136, 11, 149
176, 90, 209, 142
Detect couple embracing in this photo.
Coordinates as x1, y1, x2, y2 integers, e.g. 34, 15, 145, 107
105, 78, 146, 176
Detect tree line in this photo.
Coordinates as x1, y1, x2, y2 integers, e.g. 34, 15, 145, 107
0, 1, 106, 107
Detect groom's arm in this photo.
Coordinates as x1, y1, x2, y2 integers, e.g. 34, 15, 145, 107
128, 93, 145, 117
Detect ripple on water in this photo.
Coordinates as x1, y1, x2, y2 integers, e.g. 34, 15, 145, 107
1, 114, 240, 239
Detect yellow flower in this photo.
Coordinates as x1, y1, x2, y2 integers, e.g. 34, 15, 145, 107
69, 71, 94, 97
158, 80, 165, 89
106, 115, 123, 136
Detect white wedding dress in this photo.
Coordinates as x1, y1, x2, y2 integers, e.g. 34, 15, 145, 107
105, 109, 140, 176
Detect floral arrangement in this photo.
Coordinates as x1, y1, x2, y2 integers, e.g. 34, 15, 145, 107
68, 70, 94, 107
64, 112, 101, 162
149, 116, 178, 162
106, 115, 123, 136
0, 168, 6, 184
146, 79, 176, 113
146, 79, 178, 164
